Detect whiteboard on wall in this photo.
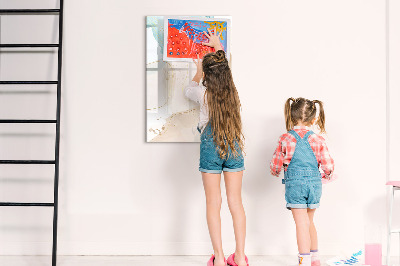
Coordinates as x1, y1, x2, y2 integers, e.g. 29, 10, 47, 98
146, 16, 231, 142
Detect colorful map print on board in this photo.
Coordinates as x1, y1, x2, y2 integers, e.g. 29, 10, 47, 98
165, 18, 228, 61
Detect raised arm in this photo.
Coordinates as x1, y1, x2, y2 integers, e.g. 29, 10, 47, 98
192, 54, 203, 83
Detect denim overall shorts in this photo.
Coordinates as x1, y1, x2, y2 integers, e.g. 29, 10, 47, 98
283, 130, 322, 210
198, 124, 245, 174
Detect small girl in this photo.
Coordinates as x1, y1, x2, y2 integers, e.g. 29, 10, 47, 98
270, 98, 335, 266
185, 28, 249, 266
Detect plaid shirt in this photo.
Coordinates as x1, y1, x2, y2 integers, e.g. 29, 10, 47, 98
270, 126, 334, 179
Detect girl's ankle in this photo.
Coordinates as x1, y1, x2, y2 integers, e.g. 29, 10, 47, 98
234, 252, 247, 264
214, 251, 225, 260
234, 251, 245, 257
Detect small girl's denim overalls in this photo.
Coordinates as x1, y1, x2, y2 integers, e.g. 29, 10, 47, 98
283, 130, 322, 210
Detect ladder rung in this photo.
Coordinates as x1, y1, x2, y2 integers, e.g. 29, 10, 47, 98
391, 229, 400, 233
0, 9, 60, 14
0, 202, 54, 207
0, 81, 58, 84
0, 160, 55, 164
0, 119, 56, 123
0, 44, 59, 48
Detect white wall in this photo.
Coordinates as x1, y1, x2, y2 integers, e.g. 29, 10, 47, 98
388, 0, 400, 258
0, 0, 391, 257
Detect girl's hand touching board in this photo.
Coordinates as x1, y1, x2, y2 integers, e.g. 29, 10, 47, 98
202, 28, 223, 51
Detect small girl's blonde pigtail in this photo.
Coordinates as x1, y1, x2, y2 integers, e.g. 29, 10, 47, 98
313, 100, 326, 133
285, 98, 295, 131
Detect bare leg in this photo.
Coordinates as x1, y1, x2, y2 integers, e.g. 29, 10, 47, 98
224, 171, 247, 266
202, 172, 225, 266
307, 209, 318, 251
291, 208, 311, 254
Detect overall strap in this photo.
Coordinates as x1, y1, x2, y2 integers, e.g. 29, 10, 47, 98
288, 130, 301, 141
303, 130, 314, 140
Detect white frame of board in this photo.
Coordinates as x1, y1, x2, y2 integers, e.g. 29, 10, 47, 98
163, 16, 231, 62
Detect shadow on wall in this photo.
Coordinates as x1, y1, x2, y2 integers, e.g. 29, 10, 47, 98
0, 4, 61, 255
163, 142, 204, 252
364, 194, 387, 245
243, 115, 293, 254
365, 195, 386, 227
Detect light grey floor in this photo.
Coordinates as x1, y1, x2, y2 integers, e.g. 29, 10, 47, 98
0, 255, 332, 266
0, 255, 398, 266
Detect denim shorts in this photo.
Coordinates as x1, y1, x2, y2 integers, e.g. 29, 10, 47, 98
285, 178, 322, 209
199, 126, 244, 174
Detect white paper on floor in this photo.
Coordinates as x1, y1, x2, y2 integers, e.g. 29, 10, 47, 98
326, 249, 364, 266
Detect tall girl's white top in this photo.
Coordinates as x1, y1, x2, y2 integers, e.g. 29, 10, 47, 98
184, 81, 209, 132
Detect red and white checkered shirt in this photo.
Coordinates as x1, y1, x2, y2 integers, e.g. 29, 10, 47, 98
270, 126, 334, 179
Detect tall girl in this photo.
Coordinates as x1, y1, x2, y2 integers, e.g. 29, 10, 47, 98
270, 98, 335, 266
185, 29, 248, 266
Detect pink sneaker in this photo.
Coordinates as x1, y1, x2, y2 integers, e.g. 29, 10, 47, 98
311, 260, 321, 266
227, 253, 249, 266
207, 254, 227, 266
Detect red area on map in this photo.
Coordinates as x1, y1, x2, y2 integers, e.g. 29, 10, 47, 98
166, 26, 215, 59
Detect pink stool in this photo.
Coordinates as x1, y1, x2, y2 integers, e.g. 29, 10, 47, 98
386, 181, 400, 265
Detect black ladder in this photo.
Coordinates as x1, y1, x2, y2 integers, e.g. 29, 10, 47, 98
0, 2, 63, 266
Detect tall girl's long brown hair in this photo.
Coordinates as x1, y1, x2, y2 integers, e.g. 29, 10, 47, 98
284, 97, 326, 133
202, 50, 244, 158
